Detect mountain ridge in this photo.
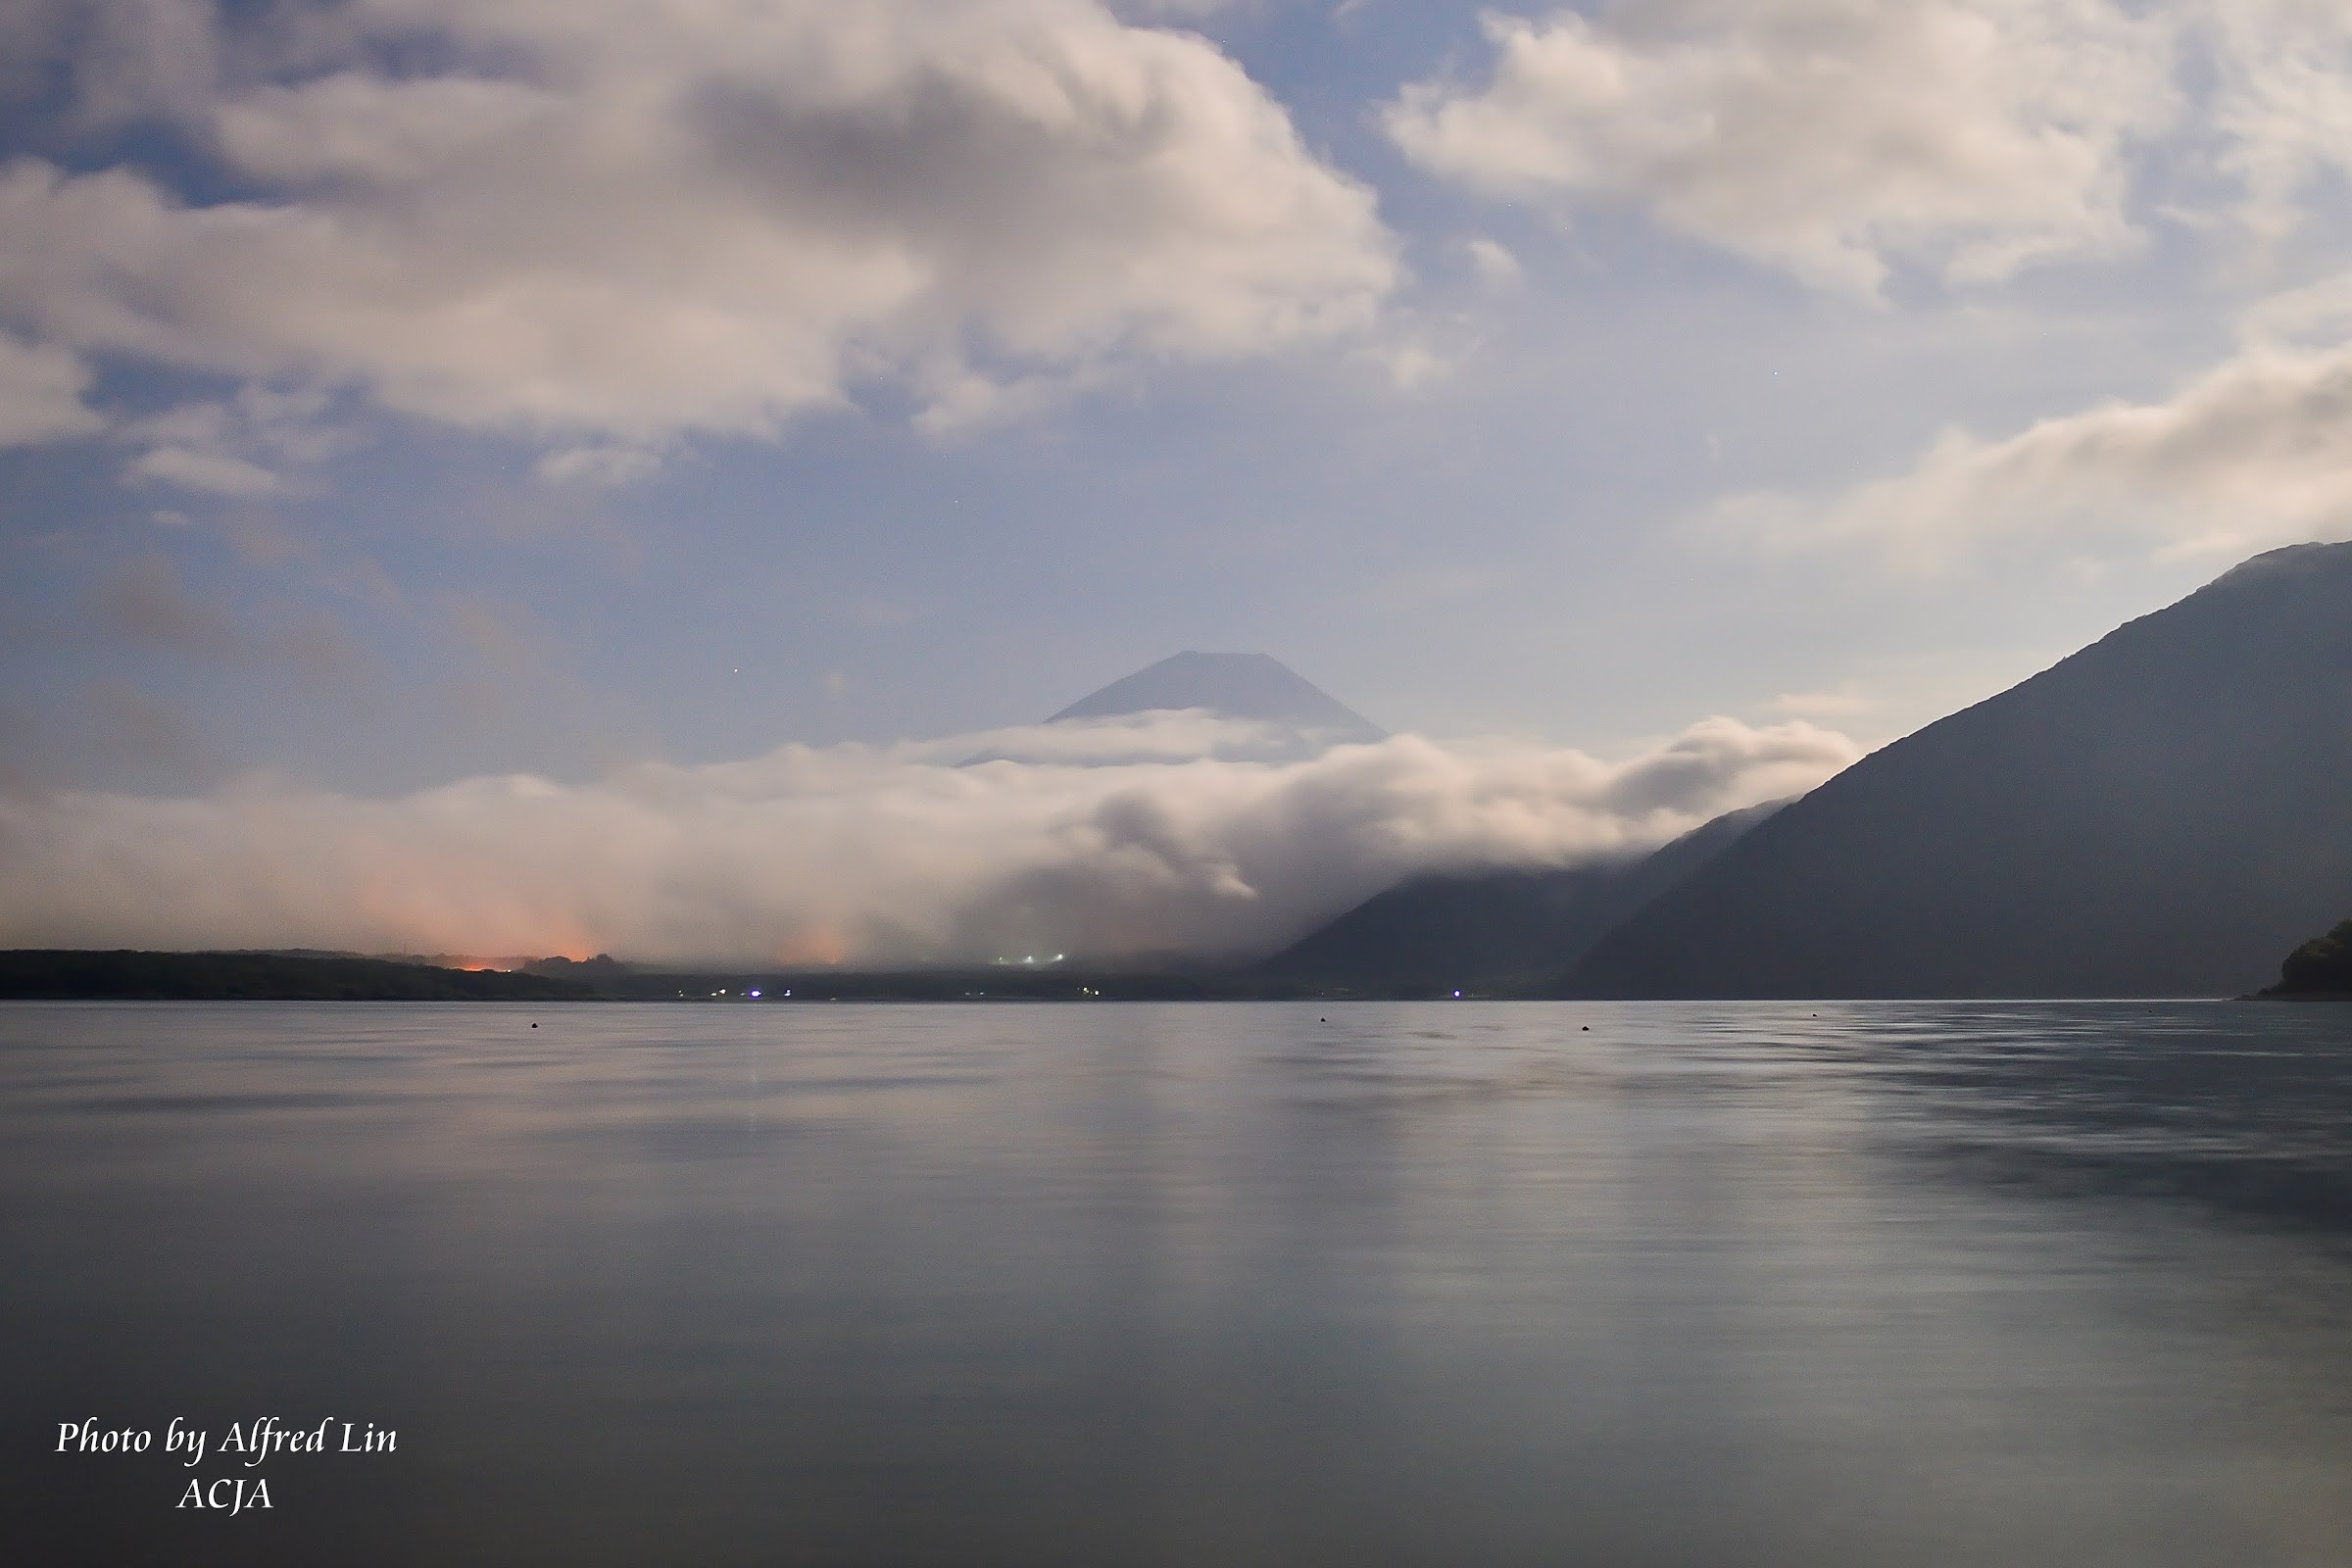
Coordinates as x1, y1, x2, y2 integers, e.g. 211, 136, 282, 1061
1259, 801, 1786, 995
1556, 541, 2352, 999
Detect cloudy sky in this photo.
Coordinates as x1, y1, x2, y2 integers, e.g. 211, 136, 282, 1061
3, 0, 2348, 961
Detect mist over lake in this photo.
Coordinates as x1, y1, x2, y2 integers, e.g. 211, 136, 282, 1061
10, 1000, 2352, 1566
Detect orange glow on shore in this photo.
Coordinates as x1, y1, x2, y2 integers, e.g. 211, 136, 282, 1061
774, 931, 848, 967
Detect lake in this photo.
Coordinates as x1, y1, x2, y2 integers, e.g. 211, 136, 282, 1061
6, 1000, 2352, 1565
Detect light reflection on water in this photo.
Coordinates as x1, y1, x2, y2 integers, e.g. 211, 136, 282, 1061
5, 1000, 2352, 1566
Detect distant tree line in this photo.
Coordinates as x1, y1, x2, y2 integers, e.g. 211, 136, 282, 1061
0, 949, 1351, 1002
0, 951, 593, 1001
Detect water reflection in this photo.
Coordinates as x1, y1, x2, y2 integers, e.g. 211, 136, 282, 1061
4, 1000, 2351, 1566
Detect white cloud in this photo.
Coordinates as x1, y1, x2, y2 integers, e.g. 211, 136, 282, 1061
1106, 0, 1250, 15
0, 330, 103, 446
967, 709, 1360, 764
0, 0, 1396, 447
1462, 236, 1523, 288
0, 714, 1857, 965
2240, 269, 2352, 349
1387, 0, 2178, 295
113, 385, 346, 497
536, 445, 665, 488
1712, 309, 2352, 564
2206, 0, 2352, 244
123, 446, 283, 497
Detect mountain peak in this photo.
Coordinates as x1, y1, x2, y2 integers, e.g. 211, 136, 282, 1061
1050, 652, 1387, 744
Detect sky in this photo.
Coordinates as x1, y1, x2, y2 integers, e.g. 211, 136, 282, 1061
2, 0, 2349, 963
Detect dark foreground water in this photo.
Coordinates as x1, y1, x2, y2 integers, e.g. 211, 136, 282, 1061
6, 1001, 2352, 1567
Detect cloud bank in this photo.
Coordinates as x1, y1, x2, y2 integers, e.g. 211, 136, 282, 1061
1715, 276, 2352, 564
1387, 0, 2175, 295
1386, 0, 2352, 296
0, 714, 1858, 966
0, 0, 1396, 463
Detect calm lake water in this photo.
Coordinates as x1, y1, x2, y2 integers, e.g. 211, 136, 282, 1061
6, 1000, 2352, 1566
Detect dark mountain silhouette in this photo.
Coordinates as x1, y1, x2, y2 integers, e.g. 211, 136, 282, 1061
1259, 801, 1784, 995
2264, 919, 2352, 997
0, 950, 593, 1001
1050, 652, 1387, 743
1558, 541, 2352, 999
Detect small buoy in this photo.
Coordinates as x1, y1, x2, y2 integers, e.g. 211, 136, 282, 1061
1319, 1017, 1327, 1023
1581, 1025, 1590, 1031
531, 1022, 538, 1028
